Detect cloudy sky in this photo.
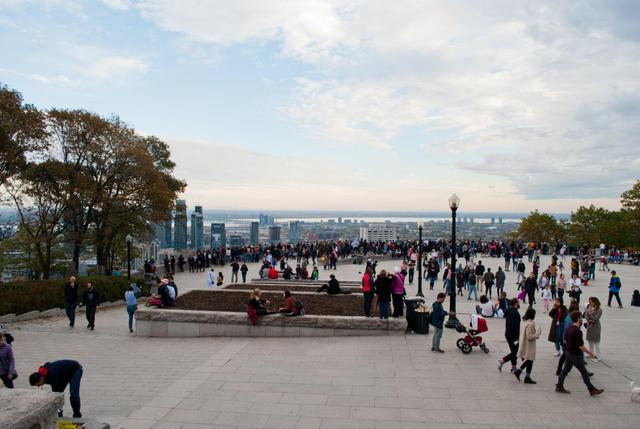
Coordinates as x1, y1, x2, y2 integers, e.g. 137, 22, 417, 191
1, 0, 639, 212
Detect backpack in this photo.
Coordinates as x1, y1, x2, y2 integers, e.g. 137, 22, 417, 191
295, 299, 305, 315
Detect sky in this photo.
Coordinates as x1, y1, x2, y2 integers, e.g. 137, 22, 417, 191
1, 0, 639, 213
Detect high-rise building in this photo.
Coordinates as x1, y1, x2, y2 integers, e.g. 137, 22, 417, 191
268, 226, 281, 244
289, 221, 300, 244
228, 235, 245, 248
153, 211, 173, 247
211, 223, 226, 249
338, 217, 342, 224
250, 221, 259, 245
359, 224, 396, 242
190, 206, 204, 249
259, 213, 275, 226
174, 199, 188, 249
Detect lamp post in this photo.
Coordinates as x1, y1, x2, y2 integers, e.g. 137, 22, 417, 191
126, 234, 132, 280
445, 194, 460, 329
417, 222, 424, 297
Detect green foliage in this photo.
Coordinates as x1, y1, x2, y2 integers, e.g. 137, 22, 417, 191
0, 276, 147, 316
513, 210, 566, 243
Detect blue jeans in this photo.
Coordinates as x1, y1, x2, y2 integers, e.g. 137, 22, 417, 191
379, 301, 389, 319
468, 285, 478, 300
127, 304, 137, 331
65, 303, 77, 327
554, 324, 564, 352
69, 366, 83, 416
432, 327, 443, 350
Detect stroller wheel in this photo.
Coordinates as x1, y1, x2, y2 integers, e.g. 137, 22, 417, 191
481, 344, 490, 354
456, 338, 466, 349
461, 343, 472, 354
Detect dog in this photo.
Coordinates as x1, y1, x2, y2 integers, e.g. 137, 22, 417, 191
631, 381, 640, 403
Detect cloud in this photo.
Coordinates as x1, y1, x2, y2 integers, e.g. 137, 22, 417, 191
100, 0, 130, 10
0, 67, 78, 86
83, 56, 149, 81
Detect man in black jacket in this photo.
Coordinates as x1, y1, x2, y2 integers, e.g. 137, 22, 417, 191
497, 298, 520, 372
29, 360, 83, 418
524, 272, 538, 305
83, 282, 99, 330
64, 276, 79, 328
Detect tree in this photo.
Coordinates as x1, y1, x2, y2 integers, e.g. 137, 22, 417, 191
0, 84, 46, 186
568, 205, 630, 248
621, 180, 640, 246
513, 210, 566, 244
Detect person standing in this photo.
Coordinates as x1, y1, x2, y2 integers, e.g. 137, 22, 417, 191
549, 298, 568, 356
497, 298, 520, 373
483, 268, 495, 299
430, 292, 454, 353
514, 307, 541, 384
30, 360, 84, 418
584, 297, 602, 359
391, 270, 405, 318
495, 267, 506, 297
557, 273, 567, 301
475, 261, 485, 292
375, 270, 392, 319
0, 333, 16, 388
361, 267, 375, 317
607, 270, 623, 308
207, 268, 216, 288
240, 263, 249, 283
64, 276, 79, 329
555, 311, 604, 396
82, 282, 99, 331
125, 284, 138, 333
231, 260, 240, 283
524, 272, 537, 306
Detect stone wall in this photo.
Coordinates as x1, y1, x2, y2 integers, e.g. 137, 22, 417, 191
0, 388, 63, 429
135, 308, 406, 337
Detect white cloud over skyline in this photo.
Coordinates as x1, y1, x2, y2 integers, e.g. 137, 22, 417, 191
1, 1, 639, 211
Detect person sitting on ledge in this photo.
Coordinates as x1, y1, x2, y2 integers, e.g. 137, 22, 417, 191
247, 289, 271, 326
268, 266, 279, 279
279, 289, 301, 316
475, 295, 494, 317
283, 265, 294, 280
316, 274, 351, 294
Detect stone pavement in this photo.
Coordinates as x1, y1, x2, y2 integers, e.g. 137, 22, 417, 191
6, 255, 640, 428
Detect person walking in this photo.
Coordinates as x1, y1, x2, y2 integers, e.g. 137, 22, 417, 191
555, 311, 604, 396
64, 276, 79, 329
514, 307, 541, 384
584, 296, 602, 359
548, 298, 568, 356
430, 292, 454, 353
125, 284, 138, 333
391, 269, 405, 318
0, 333, 16, 388
483, 268, 495, 299
467, 273, 478, 301
231, 260, 240, 283
557, 273, 567, 301
82, 282, 99, 330
607, 270, 623, 308
497, 298, 520, 373
30, 360, 84, 418
240, 263, 249, 283
524, 272, 537, 306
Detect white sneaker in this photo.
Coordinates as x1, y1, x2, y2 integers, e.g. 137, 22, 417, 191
554, 351, 561, 357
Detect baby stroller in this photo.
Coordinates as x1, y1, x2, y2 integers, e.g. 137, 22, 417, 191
456, 314, 489, 354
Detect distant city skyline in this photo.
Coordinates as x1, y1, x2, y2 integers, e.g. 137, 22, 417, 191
1, 1, 638, 211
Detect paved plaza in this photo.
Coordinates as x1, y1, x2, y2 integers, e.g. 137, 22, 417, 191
7, 255, 640, 428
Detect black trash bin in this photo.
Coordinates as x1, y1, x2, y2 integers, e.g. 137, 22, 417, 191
405, 297, 429, 334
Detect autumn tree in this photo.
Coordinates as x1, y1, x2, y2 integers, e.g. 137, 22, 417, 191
621, 180, 640, 246
512, 210, 566, 244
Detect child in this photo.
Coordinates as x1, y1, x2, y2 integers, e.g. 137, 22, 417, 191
541, 285, 552, 313
558, 260, 564, 273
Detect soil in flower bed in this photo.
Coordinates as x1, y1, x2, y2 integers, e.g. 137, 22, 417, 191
175, 290, 363, 316
223, 283, 361, 293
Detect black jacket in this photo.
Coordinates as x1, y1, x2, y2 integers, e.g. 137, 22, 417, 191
64, 283, 79, 305
42, 360, 81, 392
375, 277, 392, 302
504, 308, 520, 342
83, 288, 100, 308
327, 278, 341, 295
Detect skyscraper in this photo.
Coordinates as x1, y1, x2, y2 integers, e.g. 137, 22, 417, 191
250, 221, 259, 245
269, 226, 281, 244
289, 221, 300, 244
153, 211, 172, 247
190, 206, 204, 249
174, 199, 188, 249
211, 223, 226, 249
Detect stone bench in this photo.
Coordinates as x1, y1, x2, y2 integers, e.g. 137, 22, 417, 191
0, 388, 63, 429
135, 308, 405, 337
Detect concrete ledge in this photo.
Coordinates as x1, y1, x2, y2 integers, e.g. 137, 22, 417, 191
0, 313, 17, 323
40, 308, 65, 317
0, 388, 63, 429
135, 308, 406, 337
16, 310, 41, 321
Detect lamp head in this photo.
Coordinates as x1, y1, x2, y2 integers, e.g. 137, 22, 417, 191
126, 234, 133, 243
417, 221, 424, 229
448, 193, 460, 210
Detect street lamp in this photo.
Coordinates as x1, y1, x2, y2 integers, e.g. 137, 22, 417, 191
417, 222, 424, 297
445, 193, 460, 329
126, 234, 132, 280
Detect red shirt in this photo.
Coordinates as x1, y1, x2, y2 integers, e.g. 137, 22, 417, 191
268, 268, 279, 279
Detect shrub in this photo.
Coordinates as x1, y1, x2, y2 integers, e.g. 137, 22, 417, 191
0, 276, 148, 316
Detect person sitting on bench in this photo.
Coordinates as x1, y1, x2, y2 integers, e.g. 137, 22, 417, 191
316, 275, 351, 294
